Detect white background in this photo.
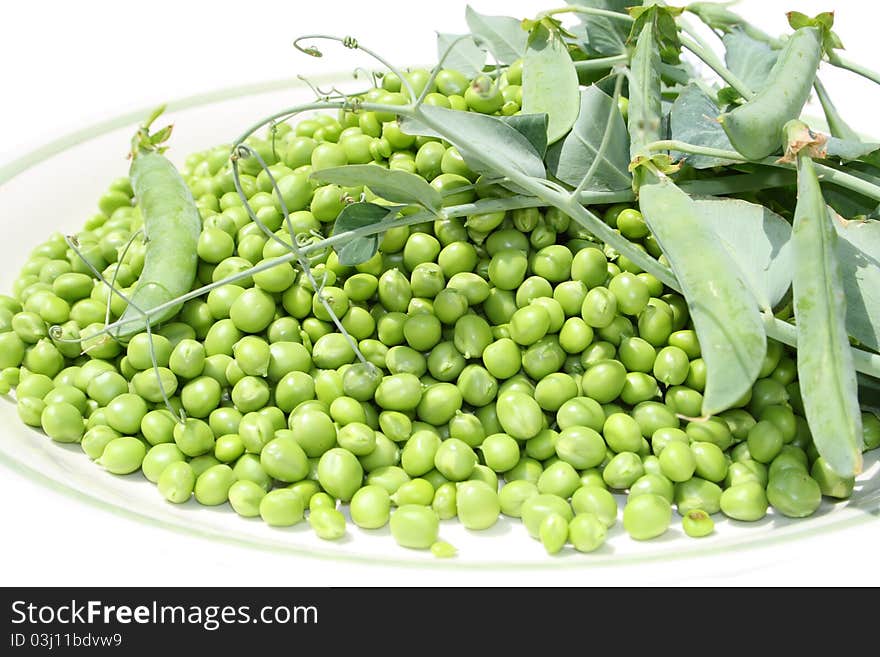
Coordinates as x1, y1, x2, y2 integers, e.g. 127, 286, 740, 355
1, 1, 879, 586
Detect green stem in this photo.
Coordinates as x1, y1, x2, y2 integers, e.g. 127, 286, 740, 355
828, 52, 880, 87
573, 54, 629, 73
764, 315, 880, 380
646, 139, 880, 203
539, 6, 634, 23
679, 34, 755, 99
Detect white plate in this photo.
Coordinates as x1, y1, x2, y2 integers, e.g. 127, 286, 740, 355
1, 77, 879, 572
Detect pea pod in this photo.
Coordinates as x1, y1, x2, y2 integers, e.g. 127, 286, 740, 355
113, 108, 201, 338
719, 27, 822, 160
629, 22, 767, 415
790, 126, 863, 476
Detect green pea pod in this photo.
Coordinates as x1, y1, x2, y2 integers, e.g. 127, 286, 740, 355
628, 23, 663, 162
638, 177, 766, 416
719, 27, 822, 160
791, 145, 863, 477
114, 126, 201, 338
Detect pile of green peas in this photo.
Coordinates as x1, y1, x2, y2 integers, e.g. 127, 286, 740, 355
2, 62, 880, 557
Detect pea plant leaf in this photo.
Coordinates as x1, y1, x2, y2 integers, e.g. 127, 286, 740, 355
404, 105, 546, 181
437, 33, 486, 78
567, 0, 630, 57
312, 165, 441, 212
722, 28, 777, 94
545, 85, 631, 190
639, 177, 767, 416
835, 215, 880, 351
464, 6, 527, 65
691, 197, 793, 310
522, 21, 580, 145
330, 202, 396, 266
791, 155, 863, 476
669, 84, 739, 169
499, 113, 549, 157
627, 4, 684, 64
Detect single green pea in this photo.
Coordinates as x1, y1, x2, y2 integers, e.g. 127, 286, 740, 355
603, 452, 645, 490
539, 512, 569, 555
350, 485, 392, 529
720, 481, 768, 521
433, 438, 478, 481
40, 402, 84, 443
260, 489, 305, 527
602, 413, 643, 454
194, 464, 236, 506
537, 461, 582, 499
498, 480, 539, 518
308, 507, 347, 541
747, 420, 784, 464
97, 436, 147, 475
567, 513, 607, 553
581, 287, 617, 329
390, 505, 440, 549
581, 360, 626, 404
317, 447, 364, 501
80, 425, 121, 460
682, 509, 715, 538
496, 391, 544, 440
455, 480, 500, 530
336, 422, 377, 456
157, 461, 196, 504
141, 443, 186, 483
810, 456, 855, 499
228, 479, 267, 517
766, 470, 822, 518
570, 486, 618, 528
622, 493, 671, 540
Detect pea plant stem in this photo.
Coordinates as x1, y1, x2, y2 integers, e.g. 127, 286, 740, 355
573, 55, 628, 73
538, 6, 634, 23
764, 315, 880, 380
646, 139, 880, 203
679, 34, 755, 99
828, 53, 880, 87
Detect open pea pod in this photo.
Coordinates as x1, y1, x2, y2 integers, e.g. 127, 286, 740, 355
792, 151, 864, 476
639, 178, 767, 416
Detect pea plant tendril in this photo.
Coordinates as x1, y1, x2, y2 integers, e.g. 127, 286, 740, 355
4, 0, 879, 555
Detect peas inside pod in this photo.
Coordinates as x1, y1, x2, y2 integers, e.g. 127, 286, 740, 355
5, 1, 880, 560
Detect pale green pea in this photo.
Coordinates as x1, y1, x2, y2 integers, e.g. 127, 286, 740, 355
521, 494, 573, 538
260, 489, 305, 527
194, 464, 236, 506
158, 461, 195, 503
568, 513, 608, 552
97, 436, 147, 475
228, 479, 267, 517
390, 505, 439, 549
455, 480, 501, 530
682, 509, 715, 538
571, 486, 618, 528
309, 507, 346, 540
498, 480, 539, 518
720, 481, 768, 521
623, 493, 672, 540
539, 512, 569, 555
142, 443, 186, 483
350, 485, 392, 528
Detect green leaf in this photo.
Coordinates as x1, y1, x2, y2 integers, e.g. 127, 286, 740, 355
692, 197, 793, 310
499, 113, 549, 157
722, 28, 777, 94
331, 202, 394, 235
336, 236, 379, 266
836, 216, 880, 351
437, 33, 486, 78
522, 22, 580, 145
545, 85, 631, 190
628, 23, 663, 166
569, 0, 629, 57
312, 165, 441, 212
669, 84, 738, 169
413, 105, 547, 180
465, 6, 527, 65
791, 155, 863, 476
639, 177, 767, 416
627, 4, 684, 64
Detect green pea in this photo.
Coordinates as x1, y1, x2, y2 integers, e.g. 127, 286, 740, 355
97, 436, 147, 475
173, 418, 215, 457
417, 383, 462, 425
581, 287, 617, 329
391, 478, 435, 507
433, 438, 478, 481
348, 485, 391, 529
452, 480, 499, 530
521, 494, 574, 538
570, 486, 618, 528
375, 373, 423, 411
260, 435, 309, 483
401, 430, 442, 477
582, 360, 626, 404
747, 420, 784, 464
602, 413, 643, 454
498, 480, 539, 518
390, 505, 440, 549
194, 464, 236, 506
158, 461, 195, 503
810, 456, 855, 499
260, 489, 305, 527
317, 447, 364, 501
228, 480, 267, 517
623, 493, 671, 540
539, 512, 569, 555
308, 507, 347, 541
603, 452, 645, 490
496, 391, 544, 440
537, 461, 581, 499
565, 512, 606, 552
766, 470, 822, 518
720, 481, 768, 521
